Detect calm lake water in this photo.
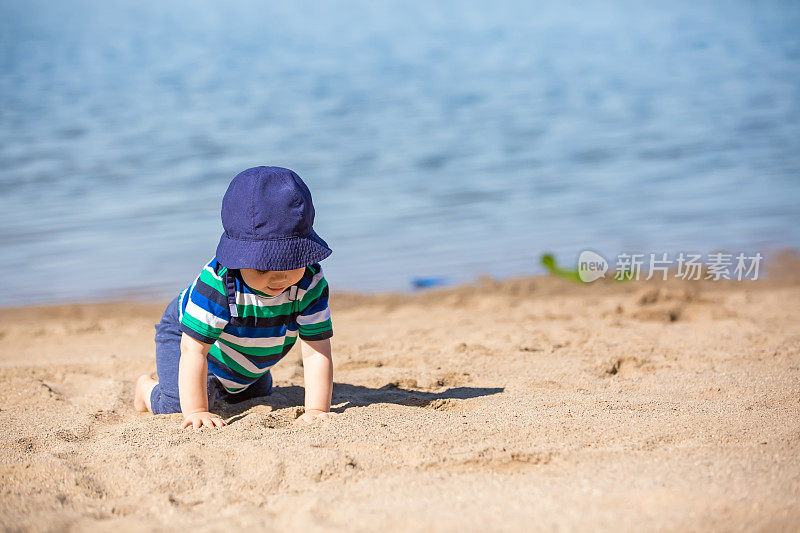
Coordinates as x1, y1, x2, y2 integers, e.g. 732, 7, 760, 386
1, 0, 799, 306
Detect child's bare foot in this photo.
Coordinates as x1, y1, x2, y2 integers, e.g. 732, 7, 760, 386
134, 374, 157, 413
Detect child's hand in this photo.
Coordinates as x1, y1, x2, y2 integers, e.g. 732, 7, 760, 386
294, 408, 337, 426
181, 411, 226, 429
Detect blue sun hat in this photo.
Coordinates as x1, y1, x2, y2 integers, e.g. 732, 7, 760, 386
215, 166, 332, 271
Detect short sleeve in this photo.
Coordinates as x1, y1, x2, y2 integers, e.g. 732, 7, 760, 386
296, 265, 333, 341
179, 264, 231, 345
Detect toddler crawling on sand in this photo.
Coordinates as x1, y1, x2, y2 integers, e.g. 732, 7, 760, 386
134, 166, 336, 429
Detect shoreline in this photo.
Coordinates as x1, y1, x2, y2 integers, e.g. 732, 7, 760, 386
2, 248, 798, 314
3, 247, 797, 311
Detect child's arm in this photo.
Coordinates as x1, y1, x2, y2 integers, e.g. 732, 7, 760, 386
178, 333, 226, 429
295, 338, 335, 425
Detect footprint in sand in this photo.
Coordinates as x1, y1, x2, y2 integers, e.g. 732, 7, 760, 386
601, 356, 657, 377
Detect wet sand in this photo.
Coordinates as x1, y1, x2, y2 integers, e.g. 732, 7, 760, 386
1, 253, 799, 531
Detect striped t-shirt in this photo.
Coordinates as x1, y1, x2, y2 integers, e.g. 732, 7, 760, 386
176, 257, 333, 393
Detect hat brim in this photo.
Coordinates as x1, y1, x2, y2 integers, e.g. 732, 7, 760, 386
216, 230, 332, 271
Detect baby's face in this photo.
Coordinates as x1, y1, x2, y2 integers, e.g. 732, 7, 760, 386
239, 267, 306, 296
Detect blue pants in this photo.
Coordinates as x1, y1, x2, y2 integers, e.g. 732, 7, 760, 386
150, 294, 273, 414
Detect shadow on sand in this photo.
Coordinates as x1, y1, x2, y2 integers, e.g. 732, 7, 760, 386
220, 382, 504, 423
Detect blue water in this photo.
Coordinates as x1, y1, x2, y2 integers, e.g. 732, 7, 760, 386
1, 0, 799, 306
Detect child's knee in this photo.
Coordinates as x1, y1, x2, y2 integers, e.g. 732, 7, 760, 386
149, 384, 182, 415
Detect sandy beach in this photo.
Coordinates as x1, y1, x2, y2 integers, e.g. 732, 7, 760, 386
1, 253, 799, 532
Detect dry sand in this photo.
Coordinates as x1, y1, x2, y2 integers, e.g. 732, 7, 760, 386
1, 253, 799, 532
